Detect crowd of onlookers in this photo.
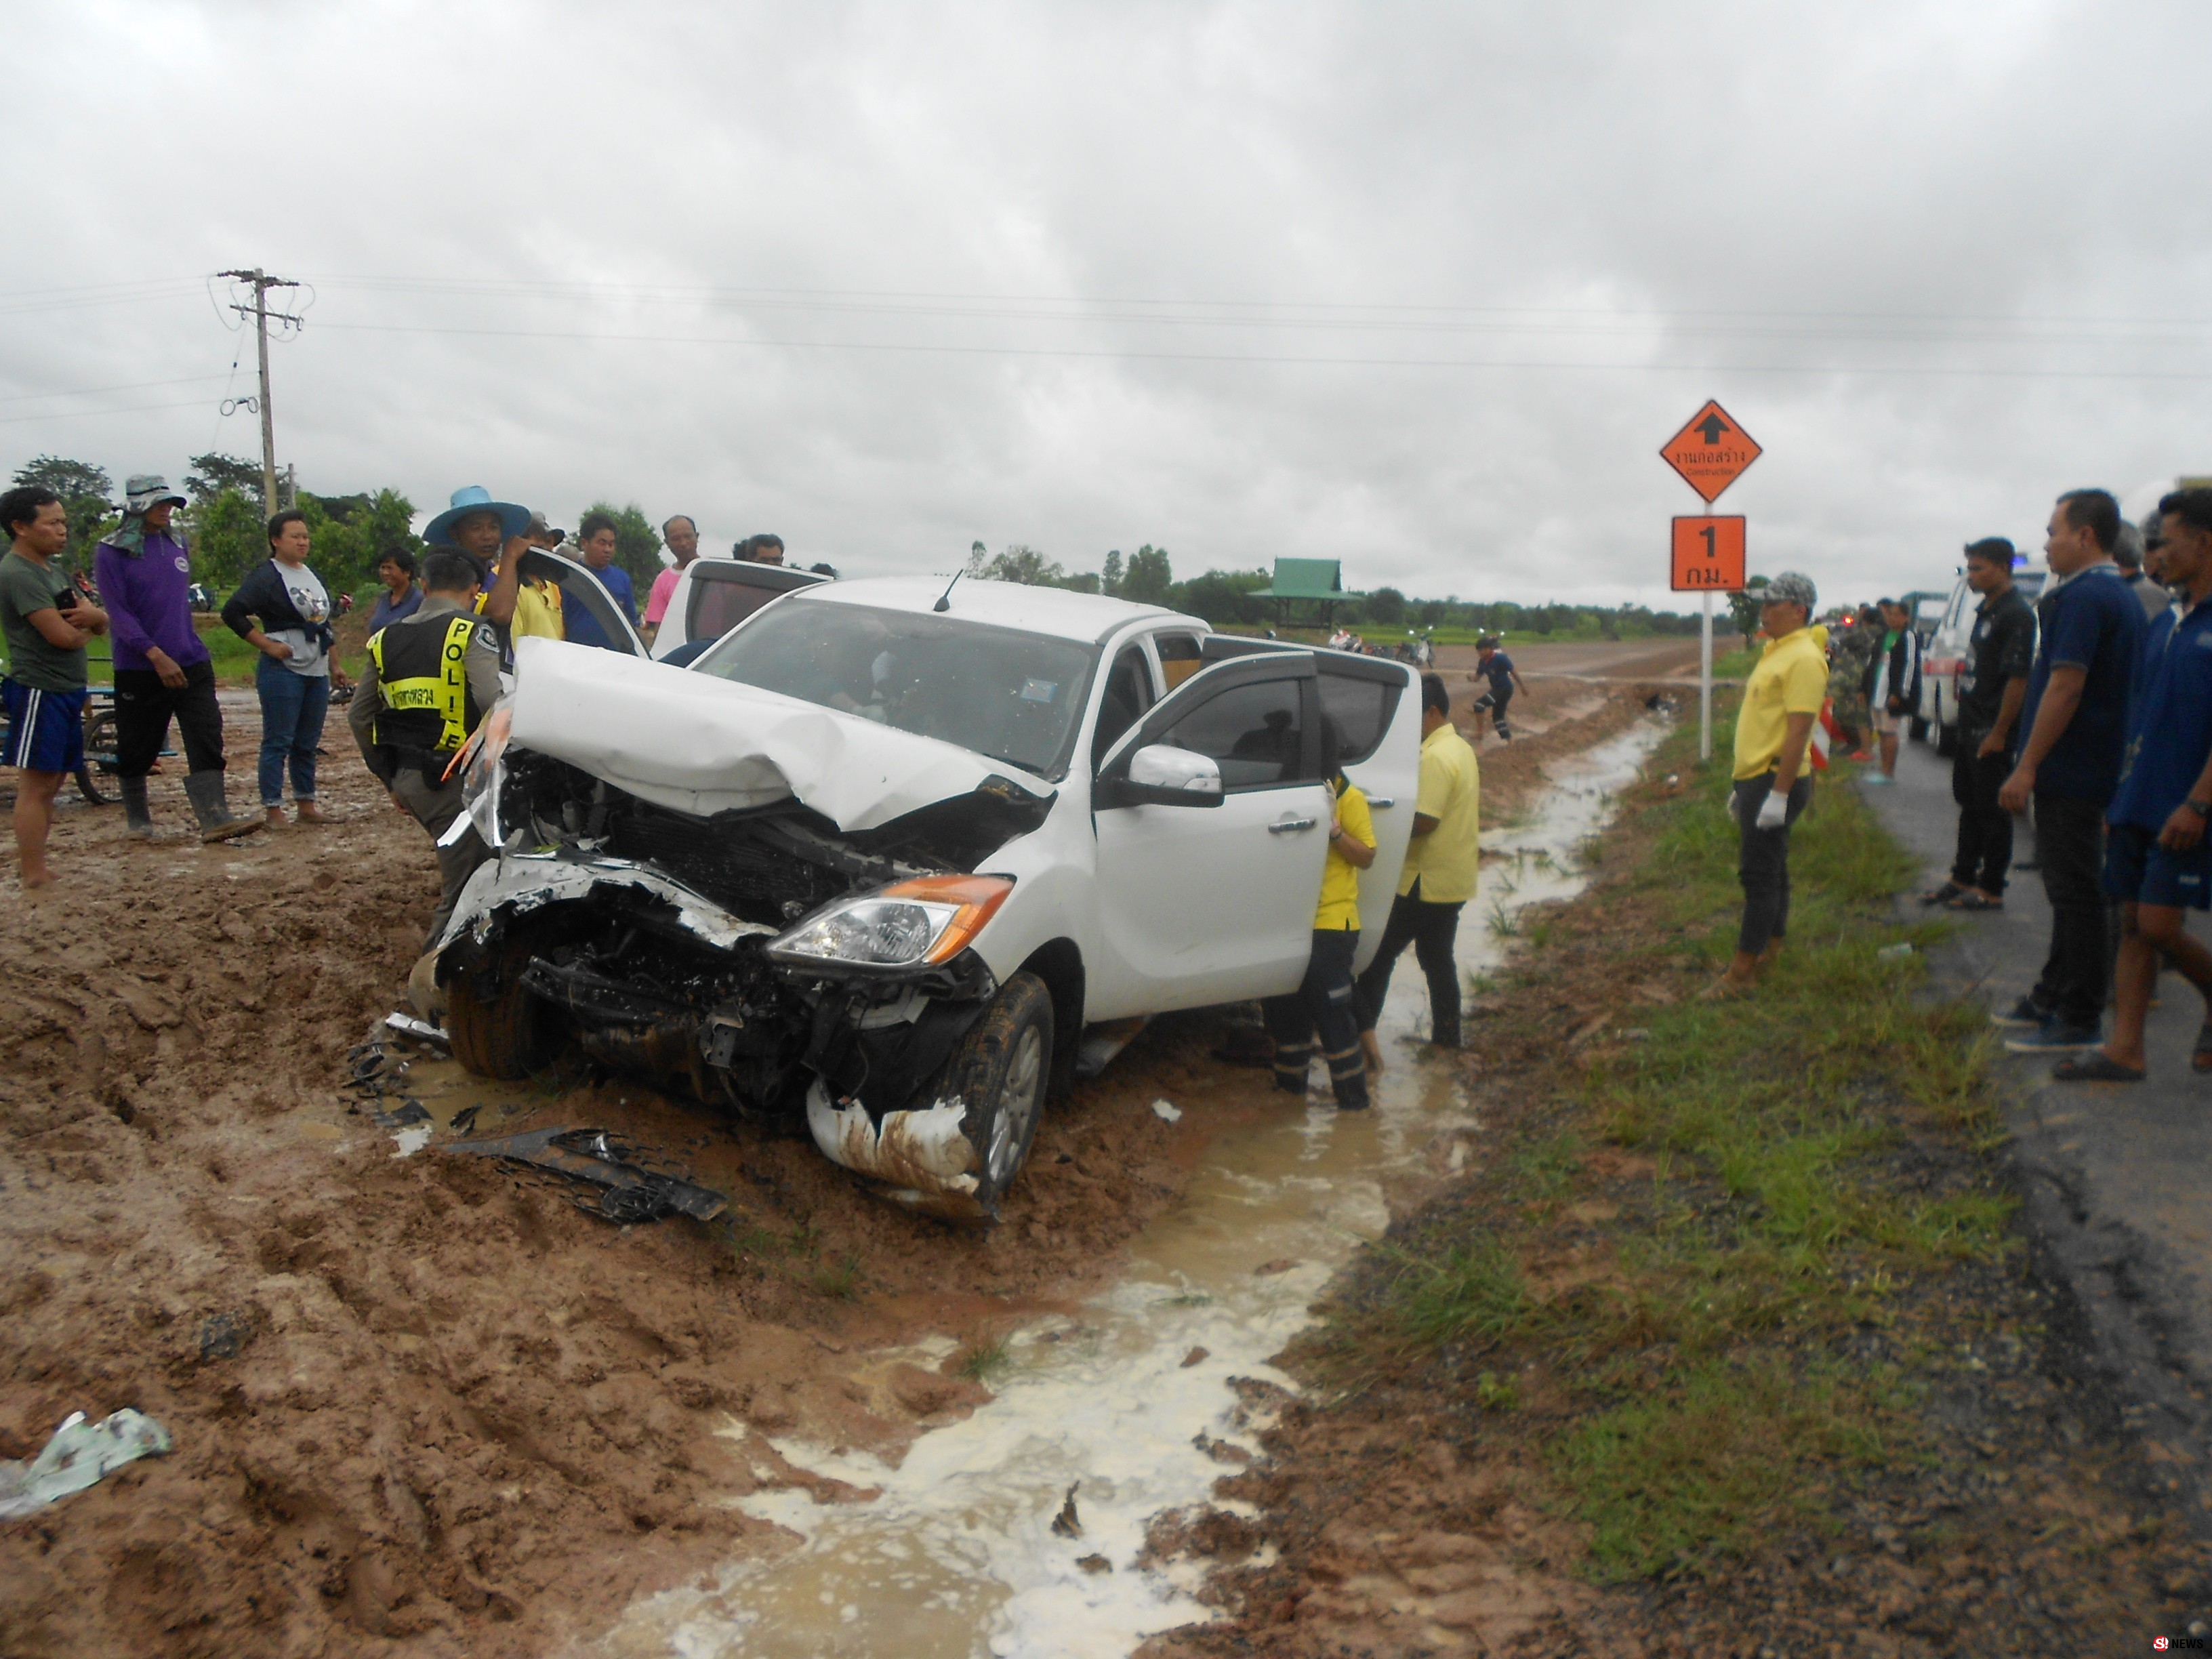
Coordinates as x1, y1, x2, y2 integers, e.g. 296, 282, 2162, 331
1718, 484, 2212, 1092
0, 471, 798, 893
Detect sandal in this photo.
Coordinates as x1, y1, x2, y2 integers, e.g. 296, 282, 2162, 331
2193, 1024, 2212, 1075
1947, 891, 2003, 912
1921, 880, 1967, 907
2051, 1052, 2145, 1083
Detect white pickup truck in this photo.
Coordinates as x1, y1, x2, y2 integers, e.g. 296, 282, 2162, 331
434, 560, 1420, 1219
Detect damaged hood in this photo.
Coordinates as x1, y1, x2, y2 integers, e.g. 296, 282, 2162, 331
506, 636, 1054, 831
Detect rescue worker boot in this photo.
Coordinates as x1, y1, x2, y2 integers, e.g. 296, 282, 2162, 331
184, 771, 264, 844
118, 775, 155, 841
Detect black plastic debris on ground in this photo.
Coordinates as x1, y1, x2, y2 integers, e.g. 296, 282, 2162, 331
441, 1126, 729, 1225
197, 1311, 251, 1362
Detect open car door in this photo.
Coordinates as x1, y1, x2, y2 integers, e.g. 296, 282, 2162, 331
1086, 650, 1333, 1019
650, 560, 828, 661
518, 548, 650, 657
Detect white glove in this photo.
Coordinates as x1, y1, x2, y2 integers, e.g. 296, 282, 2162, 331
1755, 791, 1788, 831
1723, 792, 1740, 824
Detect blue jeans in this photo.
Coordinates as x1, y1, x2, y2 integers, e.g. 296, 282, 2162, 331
255, 657, 330, 806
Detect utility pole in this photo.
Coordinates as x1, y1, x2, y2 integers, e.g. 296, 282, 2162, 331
218, 268, 302, 516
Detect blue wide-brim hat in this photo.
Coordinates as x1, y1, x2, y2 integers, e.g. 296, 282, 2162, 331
425, 485, 531, 547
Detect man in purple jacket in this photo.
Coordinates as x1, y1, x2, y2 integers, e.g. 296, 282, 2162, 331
92, 474, 258, 842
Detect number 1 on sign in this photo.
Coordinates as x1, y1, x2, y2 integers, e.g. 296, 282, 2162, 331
1671, 516, 1746, 592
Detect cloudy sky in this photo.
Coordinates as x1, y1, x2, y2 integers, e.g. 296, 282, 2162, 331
5, 0, 2207, 609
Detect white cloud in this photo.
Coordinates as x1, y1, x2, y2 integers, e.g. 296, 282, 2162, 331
3, 0, 2207, 607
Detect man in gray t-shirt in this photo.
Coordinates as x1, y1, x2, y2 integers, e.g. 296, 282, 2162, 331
1, 485, 108, 888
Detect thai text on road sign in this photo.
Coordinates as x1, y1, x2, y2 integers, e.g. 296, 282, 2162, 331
1671, 516, 1746, 592
1661, 400, 1761, 503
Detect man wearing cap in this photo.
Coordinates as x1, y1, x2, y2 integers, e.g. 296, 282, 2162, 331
424, 486, 559, 644
93, 474, 260, 842
1923, 539, 2033, 912
1355, 672, 1479, 1065
1715, 571, 1826, 995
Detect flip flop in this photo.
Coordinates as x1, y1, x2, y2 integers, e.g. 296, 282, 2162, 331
2051, 1053, 2145, 1083
2194, 1025, 2212, 1075
1946, 891, 2003, 912
1921, 881, 1967, 907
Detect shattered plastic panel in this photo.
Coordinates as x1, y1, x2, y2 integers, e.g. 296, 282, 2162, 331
806, 1081, 984, 1220
436, 851, 778, 956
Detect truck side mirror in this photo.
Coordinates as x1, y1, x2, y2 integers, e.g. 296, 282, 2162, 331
1096, 743, 1225, 808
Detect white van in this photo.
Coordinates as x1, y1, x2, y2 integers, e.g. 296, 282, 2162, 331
1916, 563, 2046, 754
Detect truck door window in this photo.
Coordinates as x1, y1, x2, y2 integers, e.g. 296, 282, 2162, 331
1092, 645, 1157, 769
1154, 633, 1204, 691
1156, 677, 1310, 790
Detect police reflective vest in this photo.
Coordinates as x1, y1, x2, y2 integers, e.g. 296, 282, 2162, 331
367, 613, 483, 754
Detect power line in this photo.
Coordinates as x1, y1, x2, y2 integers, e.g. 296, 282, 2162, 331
308, 319, 2212, 381
0, 374, 233, 406
0, 398, 215, 427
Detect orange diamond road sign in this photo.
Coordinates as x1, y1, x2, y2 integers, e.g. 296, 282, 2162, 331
1671, 516, 1746, 592
1661, 399, 1761, 504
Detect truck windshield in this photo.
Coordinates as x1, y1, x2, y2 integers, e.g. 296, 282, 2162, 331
694, 600, 1100, 781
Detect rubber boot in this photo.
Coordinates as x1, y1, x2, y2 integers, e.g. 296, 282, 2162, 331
119, 775, 155, 840
184, 771, 264, 844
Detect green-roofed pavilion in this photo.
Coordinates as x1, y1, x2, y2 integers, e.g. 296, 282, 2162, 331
1252, 558, 1361, 626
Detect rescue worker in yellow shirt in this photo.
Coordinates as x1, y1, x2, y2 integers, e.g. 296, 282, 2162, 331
348, 550, 506, 946
1713, 570, 1828, 996
1265, 717, 1378, 1111
1356, 674, 1479, 1067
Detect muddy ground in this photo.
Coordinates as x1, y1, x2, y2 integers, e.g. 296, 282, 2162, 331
0, 679, 1655, 1658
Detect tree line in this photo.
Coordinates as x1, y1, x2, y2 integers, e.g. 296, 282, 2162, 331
10, 453, 1708, 638
965, 539, 1706, 636
7, 454, 669, 603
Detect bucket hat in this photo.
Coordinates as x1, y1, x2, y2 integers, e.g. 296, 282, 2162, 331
425, 485, 531, 547
1763, 571, 1818, 613
123, 474, 188, 513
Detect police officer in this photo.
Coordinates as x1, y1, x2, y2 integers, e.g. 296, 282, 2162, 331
348, 548, 504, 945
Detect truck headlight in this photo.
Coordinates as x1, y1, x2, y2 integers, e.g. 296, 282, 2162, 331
769, 875, 1013, 970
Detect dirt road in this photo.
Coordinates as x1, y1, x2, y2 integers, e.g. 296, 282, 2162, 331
0, 681, 1650, 1657
1431, 636, 1703, 682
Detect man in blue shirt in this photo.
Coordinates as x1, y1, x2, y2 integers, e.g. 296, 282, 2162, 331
2053, 489, 2212, 1080
560, 510, 640, 651
1994, 489, 2147, 1052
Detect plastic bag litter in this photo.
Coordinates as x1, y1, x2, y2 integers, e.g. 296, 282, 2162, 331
0, 1409, 172, 1519
1877, 943, 1914, 961
1151, 1099, 1182, 1124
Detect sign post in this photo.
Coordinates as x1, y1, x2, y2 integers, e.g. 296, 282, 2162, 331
1661, 401, 1761, 762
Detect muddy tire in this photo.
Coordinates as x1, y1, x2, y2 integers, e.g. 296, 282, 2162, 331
941, 972, 1054, 1216
447, 943, 556, 1081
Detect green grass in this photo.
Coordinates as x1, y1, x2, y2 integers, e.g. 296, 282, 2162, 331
1327, 699, 2014, 1584
1555, 1357, 1893, 1580
813, 1253, 863, 1300
956, 1330, 1015, 1383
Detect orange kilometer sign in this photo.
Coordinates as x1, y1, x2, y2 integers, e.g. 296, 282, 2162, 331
1660, 399, 1761, 504
1672, 516, 1746, 592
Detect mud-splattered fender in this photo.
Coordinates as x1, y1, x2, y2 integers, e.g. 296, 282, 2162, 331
806, 1080, 985, 1221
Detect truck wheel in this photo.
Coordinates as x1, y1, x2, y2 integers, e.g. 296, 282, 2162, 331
940, 972, 1054, 1216
446, 941, 556, 1081
1933, 720, 1958, 758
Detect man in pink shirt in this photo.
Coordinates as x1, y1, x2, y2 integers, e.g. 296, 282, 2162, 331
644, 514, 698, 641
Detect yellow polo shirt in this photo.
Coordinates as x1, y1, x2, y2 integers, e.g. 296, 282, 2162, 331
1315, 781, 1375, 931
1397, 722, 1480, 902
1733, 625, 1830, 781
476, 571, 564, 640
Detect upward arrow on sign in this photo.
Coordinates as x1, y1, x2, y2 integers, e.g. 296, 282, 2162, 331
1662, 399, 1761, 503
